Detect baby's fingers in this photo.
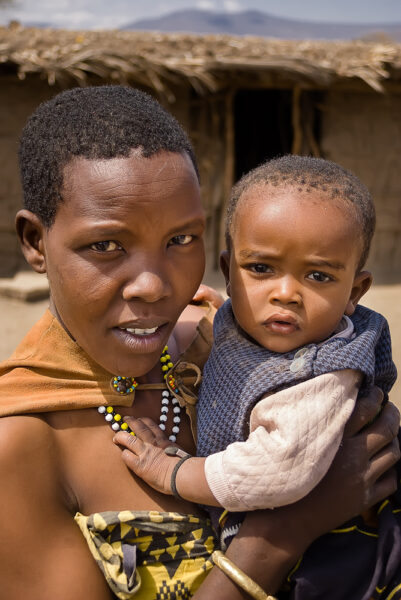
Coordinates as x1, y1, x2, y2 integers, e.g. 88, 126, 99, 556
113, 430, 145, 456
114, 431, 177, 494
123, 416, 170, 447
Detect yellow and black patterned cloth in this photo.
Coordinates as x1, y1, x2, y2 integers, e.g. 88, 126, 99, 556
75, 510, 217, 599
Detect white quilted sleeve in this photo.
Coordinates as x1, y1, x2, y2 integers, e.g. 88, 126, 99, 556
204, 369, 361, 511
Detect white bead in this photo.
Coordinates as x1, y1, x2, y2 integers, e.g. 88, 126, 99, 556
161, 406, 168, 413
172, 397, 179, 404
173, 416, 181, 424
98, 406, 106, 413
162, 391, 170, 397
112, 422, 120, 431
173, 406, 180, 414
172, 426, 180, 434
159, 423, 166, 431
169, 434, 177, 442
161, 398, 169, 405
160, 414, 168, 422
105, 414, 113, 422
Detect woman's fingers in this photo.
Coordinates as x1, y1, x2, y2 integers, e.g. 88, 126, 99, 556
343, 387, 384, 437
192, 284, 225, 309
367, 436, 400, 484
367, 469, 398, 507
358, 402, 400, 458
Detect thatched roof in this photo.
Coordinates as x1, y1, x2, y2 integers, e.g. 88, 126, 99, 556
1, 24, 401, 99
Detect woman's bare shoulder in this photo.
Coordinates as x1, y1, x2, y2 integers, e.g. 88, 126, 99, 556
0, 415, 113, 599
0, 413, 54, 451
0, 414, 60, 488
174, 303, 209, 355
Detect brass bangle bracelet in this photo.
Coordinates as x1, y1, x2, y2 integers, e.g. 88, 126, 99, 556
212, 550, 277, 600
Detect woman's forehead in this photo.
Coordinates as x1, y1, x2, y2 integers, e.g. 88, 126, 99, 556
51, 151, 204, 232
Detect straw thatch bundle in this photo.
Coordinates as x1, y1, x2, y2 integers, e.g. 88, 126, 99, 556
1, 24, 401, 98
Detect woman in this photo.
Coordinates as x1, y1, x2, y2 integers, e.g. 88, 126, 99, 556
0, 85, 398, 599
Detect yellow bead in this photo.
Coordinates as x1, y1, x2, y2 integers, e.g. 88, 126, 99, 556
106, 406, 114, 413
163, 346, 168, 352
165, 354, 171, 360
114, 414, 122, 421
167, 362, 173, 369
160, 356, 167, 362
130, 431, 136, 436
162, 365, 168, 372
121, 423, 128, 430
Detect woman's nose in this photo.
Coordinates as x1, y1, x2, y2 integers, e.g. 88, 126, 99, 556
269, 276, 302, 305
122, 268, 171, 303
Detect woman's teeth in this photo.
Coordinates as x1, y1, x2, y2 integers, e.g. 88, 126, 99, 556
122, 326, 158, 336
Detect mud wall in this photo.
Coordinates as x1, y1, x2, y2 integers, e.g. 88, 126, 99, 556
321, 89, 401, 283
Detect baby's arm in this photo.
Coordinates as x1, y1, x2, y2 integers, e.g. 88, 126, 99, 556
113, 417, 221, 506
205, 369, 361, 510
114, 370, 361, 508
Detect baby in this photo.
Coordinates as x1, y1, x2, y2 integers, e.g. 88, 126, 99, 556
116, 155, 400, 599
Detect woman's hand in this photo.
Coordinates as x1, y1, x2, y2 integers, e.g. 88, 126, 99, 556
212, 390, 400, 597
238, 390, 400, 577
192, 284, 225, 309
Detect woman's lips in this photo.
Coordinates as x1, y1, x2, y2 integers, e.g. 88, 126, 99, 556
112, 322, 169, 353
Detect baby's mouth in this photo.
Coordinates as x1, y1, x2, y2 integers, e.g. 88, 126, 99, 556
264, 314, 299, 335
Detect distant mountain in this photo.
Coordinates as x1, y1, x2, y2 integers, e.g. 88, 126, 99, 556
122, 9, 401, 41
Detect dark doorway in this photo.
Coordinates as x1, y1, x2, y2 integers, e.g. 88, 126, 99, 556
234, 89, 293, 181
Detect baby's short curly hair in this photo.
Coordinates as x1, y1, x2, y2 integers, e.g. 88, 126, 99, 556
19, 85, 198, 227
226, 155, 375, 272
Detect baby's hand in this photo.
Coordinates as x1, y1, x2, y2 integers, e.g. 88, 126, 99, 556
113, 417, 184, 496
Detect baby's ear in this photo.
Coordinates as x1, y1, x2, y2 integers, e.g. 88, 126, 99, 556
15, 210, 47, 274
219, 250, 231, 297
345, 270, 373, 316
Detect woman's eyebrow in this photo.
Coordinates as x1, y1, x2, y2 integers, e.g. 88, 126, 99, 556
166, 217, 206, 234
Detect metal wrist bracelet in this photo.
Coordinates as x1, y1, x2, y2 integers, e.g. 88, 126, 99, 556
165, 446, 192, 500
212, 550, 278, 600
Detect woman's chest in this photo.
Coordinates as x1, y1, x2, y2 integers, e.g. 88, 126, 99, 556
48, 398, 198, 517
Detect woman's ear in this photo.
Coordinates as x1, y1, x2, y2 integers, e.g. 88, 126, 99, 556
220, 250, 231, 297
345, 270, 373, 316
15, 210, 47, 274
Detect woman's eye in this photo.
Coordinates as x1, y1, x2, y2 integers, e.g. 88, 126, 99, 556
169, 234, 194, 246
249, 264, 272, 274
90, 241, 121, 252
307, 271, 332, 283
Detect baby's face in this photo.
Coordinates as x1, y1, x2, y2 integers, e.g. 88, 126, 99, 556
39, 150, 205, 376
223, 184, 371, 353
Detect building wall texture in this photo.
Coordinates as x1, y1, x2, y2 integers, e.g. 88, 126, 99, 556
321, 89, 401, 283
1, 81, 401, 283
0, 79, 59, 275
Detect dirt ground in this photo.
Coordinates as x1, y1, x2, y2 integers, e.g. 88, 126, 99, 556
0, 273, 400, 409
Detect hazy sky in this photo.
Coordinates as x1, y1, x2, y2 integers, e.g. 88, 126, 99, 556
1, 0, 401, 30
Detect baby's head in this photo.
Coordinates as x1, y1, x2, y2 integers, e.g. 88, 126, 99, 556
221, 155, 375, 353
16, 86, 206, 375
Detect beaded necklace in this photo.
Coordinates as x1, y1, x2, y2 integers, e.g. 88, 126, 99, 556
98, 345, 182, 442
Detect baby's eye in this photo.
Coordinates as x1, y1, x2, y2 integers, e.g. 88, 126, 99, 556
248, 264, 273, 274
90, 240, 122, 252
169, 235, 194, 246
307, 271, 332, 283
